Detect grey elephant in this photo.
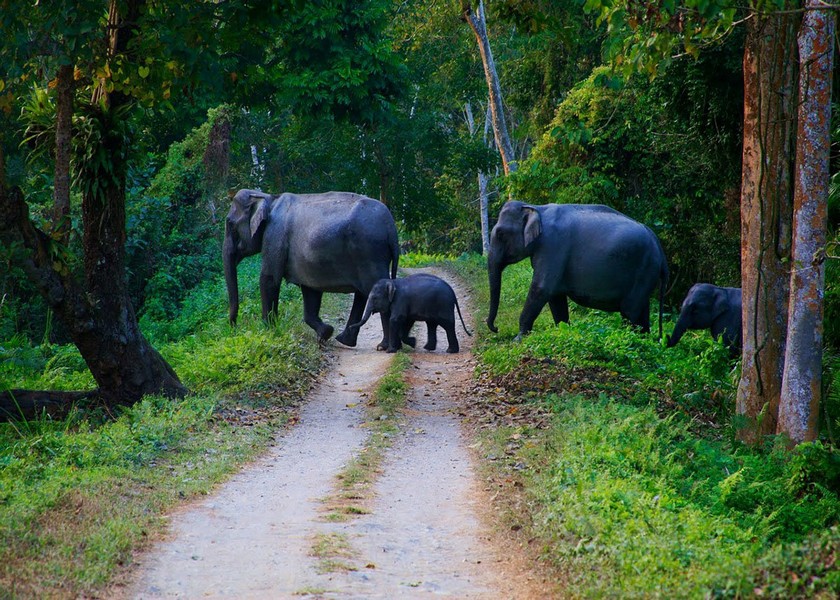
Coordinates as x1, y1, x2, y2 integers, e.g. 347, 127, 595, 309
348, 274, 472, 353
666, 283, 742, 357
487, 201, 669, 338
223, 189, 399, 347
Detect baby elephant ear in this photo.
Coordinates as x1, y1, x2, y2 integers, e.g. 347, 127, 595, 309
523, 206, 542, 247
387, 280, 397, 303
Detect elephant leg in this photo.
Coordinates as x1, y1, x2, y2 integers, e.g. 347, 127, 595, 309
442, 320, 459, 353
377, 313, 390, 351
301, 286, 334, 342
335, 292, 366, 347
621, 298, 651, 334
260, 273, 282, 323
402, 319, 417, 348
518, 284, 550, 337
548, 295, 570, 325
424, 321, 437, 351
620, 294, 650, 333
387, 315, 404, 353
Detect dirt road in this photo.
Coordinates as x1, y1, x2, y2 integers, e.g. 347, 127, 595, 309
124, 269, 547, 599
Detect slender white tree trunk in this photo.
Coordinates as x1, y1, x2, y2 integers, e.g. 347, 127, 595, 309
778, 2, 836, 444
465, 100, 493, 254
462, 0, 516, 175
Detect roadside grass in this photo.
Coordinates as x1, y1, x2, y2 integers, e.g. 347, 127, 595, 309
322, 351, 410, 522
0, 257, 332, 598
450, 253, 840, 599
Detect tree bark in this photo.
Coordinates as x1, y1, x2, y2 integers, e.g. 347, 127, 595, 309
462, 0, 517, 175
465, 100, 491, 254
736, 11, 799, 444
778, 2, 836, 444
53, 63, 74, 243
0, 389, 97, 421
203, 107, 231, 223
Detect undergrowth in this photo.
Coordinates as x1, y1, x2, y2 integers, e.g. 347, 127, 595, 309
451, 253, 840, 599
0, 256, 331, 598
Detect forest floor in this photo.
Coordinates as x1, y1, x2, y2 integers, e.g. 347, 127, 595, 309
115, 268, 557, 599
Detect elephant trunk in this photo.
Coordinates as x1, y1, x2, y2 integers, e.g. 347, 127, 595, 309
666, 314, 689, 348
486, 254, 504, 333
223, 235, 240, 326
350, 295, 377, 330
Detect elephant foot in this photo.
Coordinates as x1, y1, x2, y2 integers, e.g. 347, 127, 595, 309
376, 341, 388, 351
335, 329, 358, 347
386, 346, 400, 353
404, 336, 417, 348
446, 346, 459, 354
423, 342, 436, 351
318, 324, 335, 343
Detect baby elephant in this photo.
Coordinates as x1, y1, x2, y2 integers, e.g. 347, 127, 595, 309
667, 283, 742, 357
350, 273, 472, 353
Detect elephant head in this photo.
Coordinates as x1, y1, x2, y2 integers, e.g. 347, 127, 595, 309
486, 201, 542, 333
349, 279, 395, 330
223, 189, 274, 325
666, 283, 729, 348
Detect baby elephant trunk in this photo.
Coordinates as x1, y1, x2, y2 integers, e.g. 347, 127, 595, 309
666, 315, 689, 348
349, 296, 377, 330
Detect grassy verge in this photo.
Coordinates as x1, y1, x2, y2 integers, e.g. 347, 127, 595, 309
450, 253, 840, 599
0, 258, 334, 598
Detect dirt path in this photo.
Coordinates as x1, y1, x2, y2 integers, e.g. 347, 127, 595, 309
124, 269, 547, 599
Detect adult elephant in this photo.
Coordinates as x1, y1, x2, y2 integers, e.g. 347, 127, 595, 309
223, 189, 399, 348
486, 201, 668, 339
666, 284, 742, 357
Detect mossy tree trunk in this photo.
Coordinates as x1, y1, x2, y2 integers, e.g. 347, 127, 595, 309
778, 2, 836, 443
736, 11, 799, 443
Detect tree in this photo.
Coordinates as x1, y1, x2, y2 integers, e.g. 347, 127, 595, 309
736, 9, 799, 443
778, 1, 836, 443
1, 0, 188, 417
462, 0, 517, 175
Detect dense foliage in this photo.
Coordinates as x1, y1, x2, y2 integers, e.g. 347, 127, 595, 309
451, 254, 840, 598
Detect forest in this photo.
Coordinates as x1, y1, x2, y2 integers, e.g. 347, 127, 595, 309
1, 0, 840, 597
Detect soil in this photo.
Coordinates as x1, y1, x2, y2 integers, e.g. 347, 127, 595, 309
120, 268, 557, 599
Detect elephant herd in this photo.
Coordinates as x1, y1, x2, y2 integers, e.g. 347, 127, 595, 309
223, 189, 742, 356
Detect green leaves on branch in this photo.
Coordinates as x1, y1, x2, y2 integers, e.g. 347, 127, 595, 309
72, 103, 132, 205
584, 0, 790, 77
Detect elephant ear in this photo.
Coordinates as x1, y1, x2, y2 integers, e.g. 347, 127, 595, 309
522, 206, 542, 247
711, 289, 729, 320
386, 280, 397, 303
249, 194, 272, 238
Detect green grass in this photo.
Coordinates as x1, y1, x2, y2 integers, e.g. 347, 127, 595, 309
451, 252, 840, 599
0, 256, 336, 598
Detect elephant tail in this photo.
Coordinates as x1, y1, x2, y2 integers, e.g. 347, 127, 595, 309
455, 297, 473, 337
390, 233, 399, 279
658, 260, 669, 340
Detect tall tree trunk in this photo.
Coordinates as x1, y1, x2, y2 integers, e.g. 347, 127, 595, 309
465, 100, 491, 254
53, 63, 74, 243
462, 0, 517, 175
79, 0, 185, 404
778, 2, 836, 444
478, 170, 490, 255
736, 11, 799, 444
203, 107, 231, 224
